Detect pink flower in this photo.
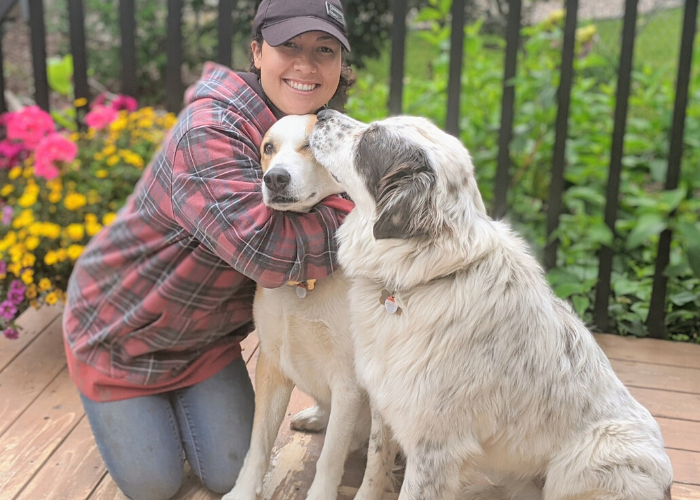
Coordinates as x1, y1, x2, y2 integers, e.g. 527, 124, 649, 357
2, 206, 12, 225
3, 328, 19, 340
33, 133, 77, 180
85, 105, 118, 130
0, 300, 17, 321
0, 140, 24, 169
5, 106, 55, 149
7, 289, 24, 305
0, 261, 6, 274
111, 95, 138, 112
93, 93, 108, 107
10, 280, 26, 294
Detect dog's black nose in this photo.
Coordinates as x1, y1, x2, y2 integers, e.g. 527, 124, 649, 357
317, 109, 338, 122
264, 169, 291, 193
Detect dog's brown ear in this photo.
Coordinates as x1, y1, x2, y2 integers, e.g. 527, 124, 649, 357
373, 162, 438, 240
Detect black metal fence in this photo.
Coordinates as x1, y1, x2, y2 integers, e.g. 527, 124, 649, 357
0, 0, 698, 338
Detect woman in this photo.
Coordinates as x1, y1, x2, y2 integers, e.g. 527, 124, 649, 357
63, 1, 354, 498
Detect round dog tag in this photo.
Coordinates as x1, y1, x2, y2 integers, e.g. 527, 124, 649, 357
296, 284, 308, 299
384, 296, 398, 314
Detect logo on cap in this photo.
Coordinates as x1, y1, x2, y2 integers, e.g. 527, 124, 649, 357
326, 2, 346, 28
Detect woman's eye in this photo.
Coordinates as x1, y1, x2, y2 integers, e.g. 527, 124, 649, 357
318, 46, 335, 54
264, 143, 274, 155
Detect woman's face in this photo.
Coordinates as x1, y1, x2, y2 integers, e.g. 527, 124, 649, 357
252, 31, 342, 115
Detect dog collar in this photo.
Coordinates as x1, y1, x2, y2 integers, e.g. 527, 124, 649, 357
380, 289, 402, 315
287, 279, 316, 299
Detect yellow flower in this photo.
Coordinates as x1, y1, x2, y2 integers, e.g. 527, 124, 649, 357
30, 299, 40, 309
45, 291, 58, 305
73, 97, 88, 107
25, 235, 40, 251
46, 179, 62, 191
21, 253, 36, 268
42, 223, 62, 239
1, 184, 14, 196
64, 192, 87, 211
164, 114, 178, 129
38, 278, 52, 291
67, 244, 84, 260
137, 118, 154, 129
87, 190, 101, 204
25, 284, 38, 299
48, 191, 62, 203
23, 166, 33, 178
96, 169, 109, 178
21, 269, 34, 285
110, 117, 128, 133
12, 209, 34, 229
94, 152, 105, 161
69, 132, 81, 142
9, 166, 22, 180
106, 155, 120, 167
102, 212, 117, 226
56, 249, 68, 262
86, 221, 102, 237
44, 251, 58, 265
18, 194, 37, 207
8, 261, 22, 277
66, 223, 85, 241
545, 9, 565, 25
103, 145, 117, 156
85, 213, 98, 223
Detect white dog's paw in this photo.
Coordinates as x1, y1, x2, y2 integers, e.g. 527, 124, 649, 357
221, 482, 260, 500
291, 405, 329, 432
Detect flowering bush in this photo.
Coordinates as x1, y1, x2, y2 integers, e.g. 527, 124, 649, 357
0, 97, 177, 339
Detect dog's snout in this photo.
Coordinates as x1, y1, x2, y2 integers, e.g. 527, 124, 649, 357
264, 168, 291, 193
317, 109, 339, 122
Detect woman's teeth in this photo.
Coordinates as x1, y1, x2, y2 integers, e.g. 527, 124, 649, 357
286, 80, 317, 91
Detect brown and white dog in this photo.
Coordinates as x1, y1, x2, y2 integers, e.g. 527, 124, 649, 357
223, 115, 370, 500
309, 109, 673, 500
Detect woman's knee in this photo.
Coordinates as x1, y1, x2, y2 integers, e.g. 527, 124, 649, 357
115, 467, 183, 500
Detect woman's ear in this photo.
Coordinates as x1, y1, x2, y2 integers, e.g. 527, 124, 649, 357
251, 40, 263, 70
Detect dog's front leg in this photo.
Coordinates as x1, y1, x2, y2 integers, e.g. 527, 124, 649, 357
354, 405, 398, 500
398, 441, 463, 500
305, 384, 365, 500
223, 350, 294, 500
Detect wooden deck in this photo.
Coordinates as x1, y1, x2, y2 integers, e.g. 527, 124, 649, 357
1, 306, 699, 500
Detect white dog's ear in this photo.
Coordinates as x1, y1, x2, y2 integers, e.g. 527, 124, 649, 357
373, 161, 439, 240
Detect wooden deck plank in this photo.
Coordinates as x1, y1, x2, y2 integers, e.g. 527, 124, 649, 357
87, 474, 126, 500
0, 368, 83, 500
0, 314, 66, 437
657, 417, 700, 454
595, 333, 700, 370
628, 387, 700, 422
668, 449, 700, 486
609, 358, 700, 395
673, 483, 700, 499
15, 416, 106, 500
0, 305, 63, 372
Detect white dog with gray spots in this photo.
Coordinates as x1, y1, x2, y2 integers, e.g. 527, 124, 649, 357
309, 109, 673, 500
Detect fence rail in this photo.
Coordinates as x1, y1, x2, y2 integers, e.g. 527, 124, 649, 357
0, 0, 698, 338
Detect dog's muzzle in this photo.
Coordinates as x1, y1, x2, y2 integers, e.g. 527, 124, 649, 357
264, 168, 291, 194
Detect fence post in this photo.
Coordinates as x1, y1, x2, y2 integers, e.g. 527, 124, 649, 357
388, 0, 407, 116
0, 24, 6, 114
27, 0, 49, 111
166, 0, 183, 113
647, 0, 699, 338
493, 0, 522, 220
544, 0, 578, 270
120, 0, 137, 98
445, 0, 465, 136
67, 0, 89, 125
217, 0, 234, 68
593, 0, 638, 333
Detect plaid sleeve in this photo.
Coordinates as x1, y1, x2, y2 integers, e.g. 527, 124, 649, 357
171, 123, 354, 289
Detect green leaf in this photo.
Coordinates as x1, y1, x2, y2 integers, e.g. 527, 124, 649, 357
669, 290, 699, 306
47, 54, 74, 96
687, 245, 700, 280
630, 302, 650, 322
659, 185, 687, 212
553, 282, 584, 299
572, 295, 590, 317
625, 213, 667, 249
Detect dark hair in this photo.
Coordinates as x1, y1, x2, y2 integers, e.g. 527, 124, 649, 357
249, 33, 356, 113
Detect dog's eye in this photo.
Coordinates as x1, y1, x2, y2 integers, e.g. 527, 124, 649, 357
263, 142, 274, 155
300, 141, 310, 151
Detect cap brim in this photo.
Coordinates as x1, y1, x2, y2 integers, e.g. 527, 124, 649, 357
261, 17, 351, 52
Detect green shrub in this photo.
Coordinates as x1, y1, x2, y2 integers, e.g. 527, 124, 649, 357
346, 3, 700, 341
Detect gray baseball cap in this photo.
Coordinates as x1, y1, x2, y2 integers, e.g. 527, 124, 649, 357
253, 0, 351, 52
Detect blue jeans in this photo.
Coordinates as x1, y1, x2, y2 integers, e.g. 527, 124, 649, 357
81, 356, 255, 500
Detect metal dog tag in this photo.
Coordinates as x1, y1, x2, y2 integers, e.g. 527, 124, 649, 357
384, 295, 399, 314
296, 284, 308, 299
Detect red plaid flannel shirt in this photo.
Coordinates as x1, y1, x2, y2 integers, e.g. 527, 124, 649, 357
63, 63, 354, 401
